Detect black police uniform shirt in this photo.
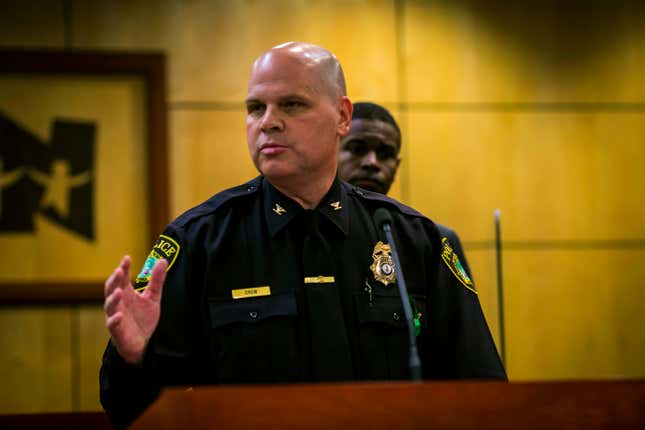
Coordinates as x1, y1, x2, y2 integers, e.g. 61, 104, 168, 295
100, 175, 506, 428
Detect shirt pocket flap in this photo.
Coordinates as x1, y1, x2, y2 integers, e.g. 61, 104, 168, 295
355, 295, 406, 328
209, 292, 297, 329
355, 294, 428, 330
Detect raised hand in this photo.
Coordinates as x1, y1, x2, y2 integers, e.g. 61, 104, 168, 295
104, 255, 168, 365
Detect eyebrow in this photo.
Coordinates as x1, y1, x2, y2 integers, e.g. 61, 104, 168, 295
245, 92, 311, 104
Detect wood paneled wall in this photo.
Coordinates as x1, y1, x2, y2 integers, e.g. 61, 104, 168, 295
1, 0, 644, 413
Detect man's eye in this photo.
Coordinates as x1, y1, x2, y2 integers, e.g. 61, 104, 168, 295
283, 100, 306, 110
378, 148, 396, 160
347, 141, 367, 155
247, 104, 265, 115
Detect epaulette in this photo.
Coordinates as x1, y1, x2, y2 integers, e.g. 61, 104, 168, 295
172, 176, 263, 228
345, 182, 428, 220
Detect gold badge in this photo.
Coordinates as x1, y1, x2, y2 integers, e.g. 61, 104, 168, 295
370, 241, 396, 286
441, 237, 476, 293
330, 201, 342, 211
273, 203, 286, 215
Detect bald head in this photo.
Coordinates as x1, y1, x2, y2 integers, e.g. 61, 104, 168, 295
251, 42, 347, 99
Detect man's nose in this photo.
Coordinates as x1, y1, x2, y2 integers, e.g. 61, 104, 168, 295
360, 150, 379, 168
260, 106, 284, 132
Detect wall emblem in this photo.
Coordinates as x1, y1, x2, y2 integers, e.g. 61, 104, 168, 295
0, 112, 96, 240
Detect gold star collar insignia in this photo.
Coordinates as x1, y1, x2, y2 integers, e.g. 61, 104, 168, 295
330, 201, 342, 211
272, 203, 286, 215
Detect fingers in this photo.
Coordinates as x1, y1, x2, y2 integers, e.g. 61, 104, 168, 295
145, 258, 168, 303
121, 255, 131, 280
104, 256, 132, 298
104, 288, 122, 317
104, 268, 121, 298
106, 311, 123, 332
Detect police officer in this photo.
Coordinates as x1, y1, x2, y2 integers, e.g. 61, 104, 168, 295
101, 42, 506, 428
338, 101, 474, 275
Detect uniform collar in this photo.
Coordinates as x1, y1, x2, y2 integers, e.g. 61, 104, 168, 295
262, 176, 349, 237
316, 176, 349, 236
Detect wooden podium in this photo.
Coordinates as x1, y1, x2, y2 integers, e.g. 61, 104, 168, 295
131, 380, 645, 430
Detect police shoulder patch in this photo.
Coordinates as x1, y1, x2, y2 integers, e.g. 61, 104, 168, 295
135, 234, 180, 291
440, 237, 476, 294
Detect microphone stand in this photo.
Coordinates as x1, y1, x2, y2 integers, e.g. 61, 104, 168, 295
380, 221, 423, 382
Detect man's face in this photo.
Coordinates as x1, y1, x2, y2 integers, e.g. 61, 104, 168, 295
245, 52, 348, 184
338, 118, 401, 194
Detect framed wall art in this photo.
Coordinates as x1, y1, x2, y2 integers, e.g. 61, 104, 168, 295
0, 50, 168, 303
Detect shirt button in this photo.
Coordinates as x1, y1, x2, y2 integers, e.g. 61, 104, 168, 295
249, 311, 258, 319
393, 312, 400, 321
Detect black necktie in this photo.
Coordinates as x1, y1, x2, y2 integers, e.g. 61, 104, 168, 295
301, 210, 353, 380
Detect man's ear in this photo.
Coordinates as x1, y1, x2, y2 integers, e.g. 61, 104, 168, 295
337, 96, 353, 137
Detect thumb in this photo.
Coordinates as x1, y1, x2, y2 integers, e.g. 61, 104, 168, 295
145, 259, 168, 303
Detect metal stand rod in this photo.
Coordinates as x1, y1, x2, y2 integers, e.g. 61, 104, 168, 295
494, 209, 506, 366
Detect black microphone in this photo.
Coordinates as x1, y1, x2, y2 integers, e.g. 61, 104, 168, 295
373, 208, 422, 382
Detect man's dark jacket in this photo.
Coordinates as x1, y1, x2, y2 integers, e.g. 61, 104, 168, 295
100, 176, 506, 428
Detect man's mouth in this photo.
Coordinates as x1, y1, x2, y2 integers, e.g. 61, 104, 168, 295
352, 177, 383, 193
259, 143, 286, 155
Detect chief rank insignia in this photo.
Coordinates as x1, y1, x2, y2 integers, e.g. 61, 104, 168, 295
441, 237, 476, 293
135, 234, 180, 291
370, 241, 396, 286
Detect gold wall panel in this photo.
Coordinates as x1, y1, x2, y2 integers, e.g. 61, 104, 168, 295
0, 307, 72, 413
71, 0, 399, 103
170, 110, 257, 217
503, 249, 645, 380
403, 1, 645, 103
0, 1, 65, 48
78, 305, 109, 411
406, 111, 645, 241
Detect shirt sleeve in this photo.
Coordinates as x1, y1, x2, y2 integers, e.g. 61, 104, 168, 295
99, 340, 162, 429
422, 222, 507, 380
99, 223, 204, 428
